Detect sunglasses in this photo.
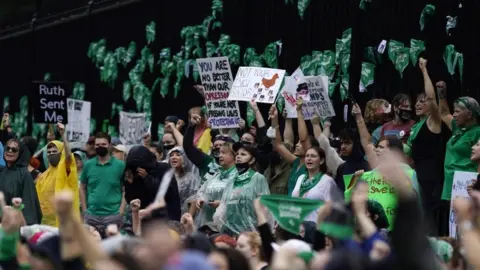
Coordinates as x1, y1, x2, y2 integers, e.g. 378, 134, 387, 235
6, 146, 19, 153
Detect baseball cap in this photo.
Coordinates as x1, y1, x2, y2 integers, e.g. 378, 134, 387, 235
232, 141, 258, 158
113, 144, 127, 153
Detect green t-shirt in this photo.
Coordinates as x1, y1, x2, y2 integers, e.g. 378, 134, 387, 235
442, 120, 480, 200
81, 156, 126, 216
287, 158, 307, 196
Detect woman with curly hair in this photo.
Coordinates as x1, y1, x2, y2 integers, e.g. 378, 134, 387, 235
363, 99, 392, 145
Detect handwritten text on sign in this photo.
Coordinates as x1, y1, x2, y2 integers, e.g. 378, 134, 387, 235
197, 57, 241, 129
33, 81, 70, 124
449, 171, 477, 239
119, 112, 149, 145
229, 67, 286, 104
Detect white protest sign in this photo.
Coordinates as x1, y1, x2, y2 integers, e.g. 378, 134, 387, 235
196, 57, 241, 129
229, 66, 286, 104
119, 112, 149, 145
449, 171, 477, 239
291, 67, 310, 101
282, 76, 335, 119
66, 99, 91, 142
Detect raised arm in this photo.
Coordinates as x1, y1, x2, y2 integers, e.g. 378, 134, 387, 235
296, 98, 312, 151
436, 81, 453, 130
250, 101, 266, 128
419, 58, 442, 126
183, 119, 211, 169
270, 105, 297, 164
352, 104, 378, 168
57, 122, 71, 164
166, 122, 184, 146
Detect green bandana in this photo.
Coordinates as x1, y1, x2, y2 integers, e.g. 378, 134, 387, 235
234, 169, 255, 187
260, 195, 323, 234
219, 166, 236, 180
407, 116, 427, 148
456, 97, 480, 117
299, 173, 323, 197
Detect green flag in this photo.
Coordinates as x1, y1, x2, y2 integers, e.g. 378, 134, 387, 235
260, 195, 323, 234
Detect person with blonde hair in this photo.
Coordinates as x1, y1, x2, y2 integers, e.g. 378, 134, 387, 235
237, 232, 268, 270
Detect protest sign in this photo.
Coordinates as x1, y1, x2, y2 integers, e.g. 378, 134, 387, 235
449, 171, 476, 239
66, 99, 91, 142
196, 57, 241, 129
343, 168, 416, 230
33, 81, 70, 123
283, 76, 335, 119
291, 67, 310, 101
119, 111, 150, 145
229, 66, 286, 104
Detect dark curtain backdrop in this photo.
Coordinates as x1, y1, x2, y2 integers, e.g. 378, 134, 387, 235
0, 0, 478, 139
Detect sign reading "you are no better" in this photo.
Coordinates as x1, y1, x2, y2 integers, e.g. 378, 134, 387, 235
33, 81, 70, 124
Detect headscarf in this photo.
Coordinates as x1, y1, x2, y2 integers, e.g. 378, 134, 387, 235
455, 97, 480, 117
36, 140, 80, 227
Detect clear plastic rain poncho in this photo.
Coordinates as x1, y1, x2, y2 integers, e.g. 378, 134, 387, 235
214, 169, 272, 235
168, 147, 201, 215
193, 165, 237, 228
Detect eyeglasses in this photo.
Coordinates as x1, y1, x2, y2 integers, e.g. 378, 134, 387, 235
6, 147, 18, 153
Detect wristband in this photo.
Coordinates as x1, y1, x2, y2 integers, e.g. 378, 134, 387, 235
14, 204, 25, 211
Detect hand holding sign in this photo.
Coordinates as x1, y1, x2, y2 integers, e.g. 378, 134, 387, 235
57, 122, 65, 137
269, 105, 278, 121
296, 97, 304, 111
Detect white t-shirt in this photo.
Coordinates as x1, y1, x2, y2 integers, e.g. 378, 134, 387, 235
291, 174, 337, 222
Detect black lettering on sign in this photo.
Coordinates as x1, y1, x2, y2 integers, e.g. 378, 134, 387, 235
33, 81, 71, 124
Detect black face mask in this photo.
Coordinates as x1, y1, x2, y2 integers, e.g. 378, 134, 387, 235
235, 162, 250, 174
95, 146, 108, 157
163, 144, 175, 151
48, 153, 61, 167
397, 109, 412, 121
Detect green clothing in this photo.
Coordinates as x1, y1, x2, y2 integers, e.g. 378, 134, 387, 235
0, 229, 18, 261
442, 120, 480, 200
81, 156, 125, 216
198, 156, 219, 185
287, 158, 307, 196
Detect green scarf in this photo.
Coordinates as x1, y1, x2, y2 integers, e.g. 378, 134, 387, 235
299, 173, 323, 197
234, 169, 255, 187
219, 165, 236, 180
407, 116, 427, 148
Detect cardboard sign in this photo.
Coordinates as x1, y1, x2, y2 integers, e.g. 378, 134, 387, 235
196, 57, 241, 129
33, 81, 70, 123
449, 171, 477, 239
119, 112, 150, 145
229, 67, 286, 104
66, 99, 91, 142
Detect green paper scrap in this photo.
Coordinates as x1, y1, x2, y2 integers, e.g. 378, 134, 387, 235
300, 55, 314, 76
249, 56, 264, 67
72, 82, 86, 100
157, 124, 165, 140
212, 21, 222, 30
87, 39, 107, 66
420, 4, 436, 31
246, 102, 255, 127
227, 44, 241, 66
108, 125, 118, 138
141, 47, 155, 72
146, 21, 156, 44
123, 81, 132, 102
174, 53, 185, 99
329, 79, 340, 97
339, 50, 351, 75
133, 84, 145, 111
360, 62, 375, 89
297, 0, 311, 19
311, 51, 323, 75
320, 50, 336, 80
102, 119, 109, 133
410, 39, 425, 66
115, 47, 127, 67
125, 41, 137, 65
202, 16, 214, 36
43, 73, 52, 81
142, 90, 152, 113
218, 34, 231, 56
90, 118, 97, 134
388, 40, 405, 64
19, 96, 28, 115
262, 41, 279, 68
206, 41, 218, 58
359, 0, 372, 10
101, 51, 118, 88
340, 74, 349, 101
3, 97, 9, 110
111, 103, 118, 119
394, 47, 410, 78
457, 53, 464, 83
443, 44, 457, 75
276, 95, 285, 113
364, 47, 378, 64
244, 48, 257, 66
211, 0, 223, 18
160, 77, 170, 98
193, 32, 204, 58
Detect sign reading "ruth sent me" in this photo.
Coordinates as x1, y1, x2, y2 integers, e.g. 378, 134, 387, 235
33, 81, 71, 124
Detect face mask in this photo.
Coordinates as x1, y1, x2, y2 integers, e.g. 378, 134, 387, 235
398, 109, 412, 121
235, 162, 250, 174
48, 153, 61, 167
96, 146, 108, 157
163, 144, 175, 151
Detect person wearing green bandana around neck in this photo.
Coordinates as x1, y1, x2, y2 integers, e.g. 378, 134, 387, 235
408, 59, 450, 236
215, 142, 271, 236
269, 102, 309, 196
189, 141, 237, 228
439, 91, 480, 202
291, 146, 336, 222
